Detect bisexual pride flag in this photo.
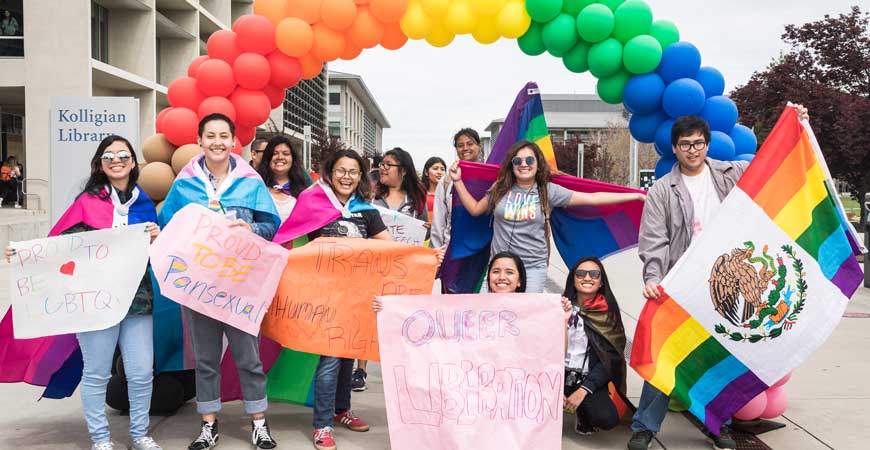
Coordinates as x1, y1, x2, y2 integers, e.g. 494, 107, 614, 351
630, 107, 865, 434
487, 81, 558, 171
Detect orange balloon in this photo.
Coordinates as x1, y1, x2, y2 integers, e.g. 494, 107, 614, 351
354, 0, 369, 4
299, 53, 325, 80
341, 41, 363, 60
369, 0, 409, 24
380, 23, 408, 50
348, 6, 385, 49
287, 0, 322, 24
252, 0, 287, 26
322, 0, 358, 31
276, 17, 314, 57
310, 23, 346, 61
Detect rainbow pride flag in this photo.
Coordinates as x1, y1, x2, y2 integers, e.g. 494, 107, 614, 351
630, 107, 864, 434
487, 82, 558, 171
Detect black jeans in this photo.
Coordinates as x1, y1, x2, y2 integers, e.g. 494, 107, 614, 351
564, 370, 619, 430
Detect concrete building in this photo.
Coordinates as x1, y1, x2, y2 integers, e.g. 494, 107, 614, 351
327, 70, 389, 156
0, 0, 254, 213
275, 68, 327, 154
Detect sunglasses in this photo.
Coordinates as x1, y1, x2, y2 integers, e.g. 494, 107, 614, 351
511, 156, 536, 167
100, 151, 132, 163
574, 269, 601, 279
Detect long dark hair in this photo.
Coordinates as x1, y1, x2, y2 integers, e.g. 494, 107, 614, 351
320, 149, 373, 201
256, 135, 309, 197
375, 147, 427, 215
486, 140, 552, 214
562, 256, 624, 329
421, 156, 446, 192
80, 135, 139, 200
487, 251, 527, 293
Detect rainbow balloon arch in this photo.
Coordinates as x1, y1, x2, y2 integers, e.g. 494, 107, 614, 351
146, 0, 759, 192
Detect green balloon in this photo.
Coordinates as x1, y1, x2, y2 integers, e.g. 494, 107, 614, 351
599, 0, 625, 11
596, 69, 632, 104
623, 34, 662, 74
518, 22, 547, 56
562, 41, 591, 73
587, 37, 623, 78
649, 20, 680, 48
543, 13, 579, 54
547, 46, 568, 58
576, 4, 614, 43
612, 0, 653, 43
562, 0, 593, 16
525, 0, 564, 23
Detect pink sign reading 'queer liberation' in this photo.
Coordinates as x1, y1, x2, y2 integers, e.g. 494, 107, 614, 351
149, 204, 289, 335
377, 293, 565, 450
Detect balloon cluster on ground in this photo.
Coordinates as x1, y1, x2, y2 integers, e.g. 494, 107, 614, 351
139, 133, 216, 211
733, 372, 791, 421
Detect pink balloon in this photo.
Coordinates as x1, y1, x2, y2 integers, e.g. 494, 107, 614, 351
773, 372, 792, 388
733, 391, 767, 421
760, 386, 788, 419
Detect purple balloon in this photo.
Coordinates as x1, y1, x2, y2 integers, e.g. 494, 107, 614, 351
629, 111, 669, 144
730, 124, 758, 155
624, 73, 666, 115
696, 66, 725, 98
708, 130, 736, 161
700, 96, 738, 133
663, 78, 706, 118
656, 41, 701, 83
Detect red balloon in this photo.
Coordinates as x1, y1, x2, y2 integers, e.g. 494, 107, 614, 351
187, 55, 210, 77
162, 107, 199, 146
236, 125, 257, 147
233, 53, 271, 90
207, 29, 242, 64
167, 77, 206, 110
265, 51, 302, 88
263, 84, 287, 109
195, 59, 236, 97
198, 96, 237, 122
232, 137, 243, 155
155, 107, 173, 133
232, 14, 277, 55
229, 88, 271, 127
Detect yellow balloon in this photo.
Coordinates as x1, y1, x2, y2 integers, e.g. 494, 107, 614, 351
472, 14, 500, 44
420, 0, 449, 18
472, 0, 508, 16
495, 0, 531, 39
425, 23, 455, 47
444, 1, 477, 35
400, 1, 433, 40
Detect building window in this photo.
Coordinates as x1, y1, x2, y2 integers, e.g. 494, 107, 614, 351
0, 0, 24, 57
91, 2, 109, 63
328, 92, 340, 105
328, 121, 340, 137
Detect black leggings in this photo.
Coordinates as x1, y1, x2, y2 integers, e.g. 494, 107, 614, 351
565, 377, 619, 430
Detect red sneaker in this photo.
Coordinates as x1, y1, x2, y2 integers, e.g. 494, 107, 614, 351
334, 410, 371, 432
313, 427, 336, 450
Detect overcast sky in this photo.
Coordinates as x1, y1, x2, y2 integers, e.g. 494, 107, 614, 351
329, 1, 858, 167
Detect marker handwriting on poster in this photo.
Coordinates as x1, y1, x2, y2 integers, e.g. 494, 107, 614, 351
374, 205, 428, 246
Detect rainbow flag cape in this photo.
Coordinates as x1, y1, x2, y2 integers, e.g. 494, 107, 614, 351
487, 82, 558, 171
0, 187, 156, 399
630, 107, 864, 434
440, 161, 644, 293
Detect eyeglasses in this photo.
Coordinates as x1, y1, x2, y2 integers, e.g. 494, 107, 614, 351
100, 151, 132, 163
333, 169, 361, 179
252, 149, 265, 155
378, 162, 401, 170
511, 156, 536, 167
676, 141, 708, 152
574, 269, 601, 279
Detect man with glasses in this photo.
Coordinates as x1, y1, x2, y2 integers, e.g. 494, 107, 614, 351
249, 139, 267, 169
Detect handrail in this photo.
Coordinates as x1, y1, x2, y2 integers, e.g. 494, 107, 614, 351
21, 178, 47, 211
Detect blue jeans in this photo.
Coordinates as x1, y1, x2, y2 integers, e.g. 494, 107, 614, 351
631, 381, 730, 433
77, 315, 153, 444
312, 356, 354, 428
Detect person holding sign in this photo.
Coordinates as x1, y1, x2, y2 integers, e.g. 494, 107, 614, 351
256, 136, 310, 221
5, 135, 162, 450
562, 257, 633, 436
158, 113, 280, 450
449, 140, 646, 293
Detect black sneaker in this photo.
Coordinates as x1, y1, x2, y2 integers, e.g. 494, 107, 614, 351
712, 425, 736, 450
573, 415, 594, 436
627, 430, 654, 450
251, 419, 278, 450
351, 368, 367, 392
188, 420, 219, 450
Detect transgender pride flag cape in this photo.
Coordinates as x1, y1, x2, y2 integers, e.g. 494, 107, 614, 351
0, 187, 156, 399
441, 161, 645, 293
630, 107, 864, 434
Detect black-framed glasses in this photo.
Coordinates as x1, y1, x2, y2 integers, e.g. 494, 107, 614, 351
378, 162, 401, 170
252, 149, 265, 155
574, 269, 601, 279
100, 151, 132, 163
676, 141, 708, 152
511, 156, 536, 167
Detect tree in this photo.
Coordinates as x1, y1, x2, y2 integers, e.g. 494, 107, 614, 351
552, 123, 657, 186
730, 6, 870, 225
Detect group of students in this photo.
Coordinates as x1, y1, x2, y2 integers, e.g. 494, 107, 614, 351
4, 104, 811, 450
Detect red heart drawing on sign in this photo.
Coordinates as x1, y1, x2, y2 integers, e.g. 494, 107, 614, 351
59, 261, 76, 276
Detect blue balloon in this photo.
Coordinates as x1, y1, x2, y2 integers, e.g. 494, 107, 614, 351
730, 124, 758, 155
662, 78, 705, 118
696, 66, 725, 98
700, 96, 738, 133
655, 156, 677, 179
734, 153, 755, 162
707, 130, 736, 161
629, 111, 668, 144
655, 118, 675, 154
656, 41, 701, 83
623, 73, 665, 115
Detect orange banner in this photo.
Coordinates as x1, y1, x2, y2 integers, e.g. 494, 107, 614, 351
262, 237, 438, 361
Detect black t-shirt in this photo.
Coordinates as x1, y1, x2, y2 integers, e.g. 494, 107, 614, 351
310, 209, 387, 239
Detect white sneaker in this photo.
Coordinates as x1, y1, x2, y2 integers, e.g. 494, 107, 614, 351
132, 436, 163, 450
91, 442, 114, 450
